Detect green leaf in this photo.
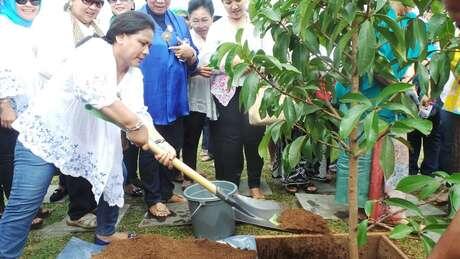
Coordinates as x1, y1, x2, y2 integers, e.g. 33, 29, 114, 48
416, 62, 430, 96
433, 171, 450, 179
418, 181, 442, 200
363, 111, 379, 150
428, 13, 448, 39
273, 31, 291, 63
258, 132, 270, 159
380, 136, 395, 180
423, 223, 449, 234
386, 197, 423, 217
339, 104, 370, 138
389, 224, 414, 239
375, 0, 387, 12
382, 103, 417, 118
357, 20, 376, 75
430, 53, 450, 98
357, 219, 368, 247
446, 173, 460, 185
450, 185, 460, 215
235, 28, 244, 43
396, 175, 436, 193
364, 200, 374, 217
374, 83, 413, 105
398, 118, 433, 136
288, 136, 306, 168
240, 72, 260, 111
340, 92, 373, 106
260, 8, 281, 22
231, 63, 249, 87
283, 98, 297, 126
421, 234, 436, 257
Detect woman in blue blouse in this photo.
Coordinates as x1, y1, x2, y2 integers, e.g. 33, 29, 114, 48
139, 0, 199, 219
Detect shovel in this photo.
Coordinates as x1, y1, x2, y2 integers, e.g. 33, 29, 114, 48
85, 105, 282, 229
147, 139, 282, 230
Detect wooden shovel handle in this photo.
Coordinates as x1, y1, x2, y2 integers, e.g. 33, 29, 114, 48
148, 139, 217, 194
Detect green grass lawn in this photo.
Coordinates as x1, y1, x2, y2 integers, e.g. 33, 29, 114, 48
21, 155, 425, 259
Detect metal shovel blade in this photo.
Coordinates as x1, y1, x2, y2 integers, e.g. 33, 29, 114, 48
230, 194, 282, 230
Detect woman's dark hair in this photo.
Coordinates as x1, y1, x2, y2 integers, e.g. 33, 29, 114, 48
105, 11, 155, 44
188, 0, 214, 17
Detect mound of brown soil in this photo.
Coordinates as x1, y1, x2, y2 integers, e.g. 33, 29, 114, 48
278, 208, 330, 234
92, 234, 256, 259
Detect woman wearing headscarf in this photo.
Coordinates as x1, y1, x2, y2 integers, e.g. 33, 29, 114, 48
0, 0, 46, 228
0, 11, 176, 257
33, 0, 107, 229
138, 0, 199, 219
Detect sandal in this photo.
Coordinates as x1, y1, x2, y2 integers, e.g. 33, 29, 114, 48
49, 187, 67, 202
167, 194, 186, 203
249, 187, 266, 199
285, 185, 298, 194
37, 207, 52, 219
147, 203, 176, 222
66, 213, 97, 229
304, 182, 318, 194
95, 232, 138, 246
181, 180, 193, 191
124, 184, 143, 197
30, 217, 44, 230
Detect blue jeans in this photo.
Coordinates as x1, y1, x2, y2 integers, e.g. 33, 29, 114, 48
0, 142, 120, 258
0, 141, 55, 259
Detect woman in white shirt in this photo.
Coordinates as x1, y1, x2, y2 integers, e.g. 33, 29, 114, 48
182, 0, 218, 189
33, 0, 108, 228
0, 12, 176, 257
0, 0, 45, 229
202, 0, 273, 199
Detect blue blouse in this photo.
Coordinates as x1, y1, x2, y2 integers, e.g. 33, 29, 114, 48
139, 6, 198, 125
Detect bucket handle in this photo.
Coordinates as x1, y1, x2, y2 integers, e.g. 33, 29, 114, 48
190, 202, 205, 218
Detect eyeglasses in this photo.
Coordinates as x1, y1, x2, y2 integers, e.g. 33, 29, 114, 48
15, 0, 41, 6
107, 0, 130, 4
81, 0, 104, 8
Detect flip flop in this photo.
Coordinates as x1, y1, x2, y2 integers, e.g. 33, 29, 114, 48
37, 208, 52, 219
94, 232, 137, 246
147, 209, 176, 222
30, 217, 44, 230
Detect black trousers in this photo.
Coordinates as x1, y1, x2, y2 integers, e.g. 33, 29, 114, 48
210, 89, 265, 188
439, 110, 460, 173
407, 106, 442, 175
139, 118, 183, 206
183, 111, 206, 171
123, 143, 140, 185
65, 175, 97, 220
0, 127, 17, 208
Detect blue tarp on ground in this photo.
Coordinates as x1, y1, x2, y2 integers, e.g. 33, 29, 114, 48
57, 237, 104, 259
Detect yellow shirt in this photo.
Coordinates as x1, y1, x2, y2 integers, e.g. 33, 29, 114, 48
443, 51, 460, 114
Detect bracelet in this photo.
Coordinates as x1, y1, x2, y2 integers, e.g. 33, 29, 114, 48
124, 121, 144, 133
153, 139, 165, 144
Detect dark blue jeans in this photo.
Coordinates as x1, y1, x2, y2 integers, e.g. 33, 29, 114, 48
0, 142, 119, 258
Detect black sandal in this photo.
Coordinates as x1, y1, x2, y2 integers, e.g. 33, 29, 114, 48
285, 185, 299, 194
147, 209, 176, 222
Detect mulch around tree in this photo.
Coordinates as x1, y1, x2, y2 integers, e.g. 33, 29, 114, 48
278, 208, 330, 234
92, 234, 256, 259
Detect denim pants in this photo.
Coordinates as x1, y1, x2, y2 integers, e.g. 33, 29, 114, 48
0, 142, 119, 258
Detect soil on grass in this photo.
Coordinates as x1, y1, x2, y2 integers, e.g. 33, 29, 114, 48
92, 234, 256, 259
278, 208, 330, 234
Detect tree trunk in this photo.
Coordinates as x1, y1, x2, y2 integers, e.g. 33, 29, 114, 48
348, 24, 360, 259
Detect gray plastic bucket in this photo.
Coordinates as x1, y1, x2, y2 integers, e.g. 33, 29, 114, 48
183, 180, 237, 240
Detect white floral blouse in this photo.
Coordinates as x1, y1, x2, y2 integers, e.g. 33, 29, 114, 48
13, 38, 153, 207
0, 16, 40, 114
